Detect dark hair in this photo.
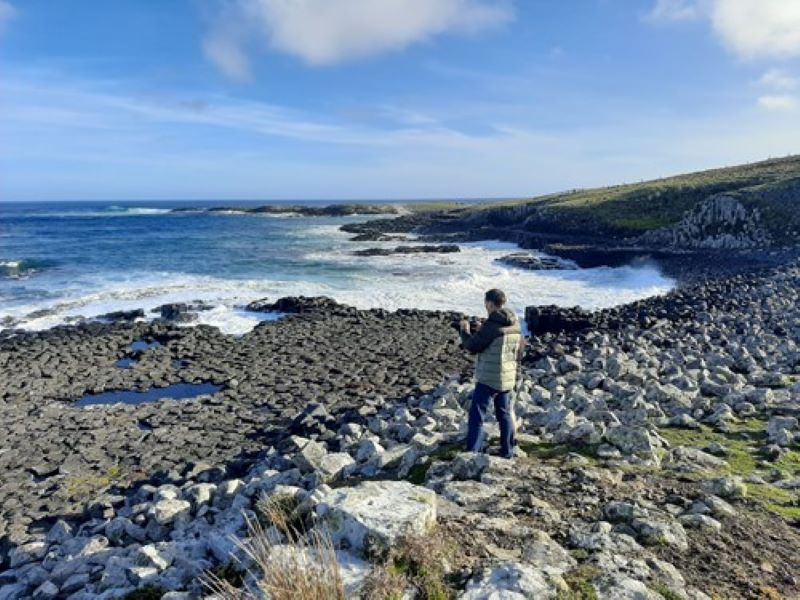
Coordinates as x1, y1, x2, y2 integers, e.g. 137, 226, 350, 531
484, 288, 507, 307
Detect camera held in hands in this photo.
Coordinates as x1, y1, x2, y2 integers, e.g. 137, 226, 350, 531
452, 316, 483, 334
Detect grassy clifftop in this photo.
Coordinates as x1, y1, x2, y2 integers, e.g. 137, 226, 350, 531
411, 155, 800, 242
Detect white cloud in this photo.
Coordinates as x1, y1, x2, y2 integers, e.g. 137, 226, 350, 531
758, 68, 798, 91
0, 0, 16, 32
649, 0, 800, 60
203, 30, 252, 81
647, 0, 705, 22
711, 0, 800, 59
758, 95, 797, 112
204, 0, 512, 77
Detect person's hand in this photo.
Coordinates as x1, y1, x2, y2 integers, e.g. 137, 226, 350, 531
460, 320, 471, 334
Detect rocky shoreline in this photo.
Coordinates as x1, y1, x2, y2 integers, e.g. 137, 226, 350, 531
1, 262, 800, 598
338, 209, 800, 285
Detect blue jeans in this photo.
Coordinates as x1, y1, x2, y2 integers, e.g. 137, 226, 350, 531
465, 382, 515, 459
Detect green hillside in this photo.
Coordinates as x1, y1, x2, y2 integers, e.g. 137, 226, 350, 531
413, 155, 800, 241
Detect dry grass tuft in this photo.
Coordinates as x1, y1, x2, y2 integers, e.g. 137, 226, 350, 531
256, 491, 305, 539
202, 511, 345, 600
361, 529, 459, 600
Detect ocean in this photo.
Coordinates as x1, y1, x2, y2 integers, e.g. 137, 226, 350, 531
0, 201, 674, 334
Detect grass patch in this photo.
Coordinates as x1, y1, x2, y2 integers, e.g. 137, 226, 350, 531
122, 587, 164, 600
658, 420, 800, 521
363, 529, 460, 600
203, 515, 346, 600
762, 503, 800, 522
569, 549, 590, 562
557, 565, 601, 600
406, 202, 469, 213
64, 464, 124, 501
403, 444, 463, 485
650, 583, 684, 600
406, 463, 430, 485
256, 492, 305, 538
518, 440, 600, 464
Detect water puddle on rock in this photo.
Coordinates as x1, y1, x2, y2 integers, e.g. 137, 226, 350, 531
129, 340, 161, 352
116, 358, 137, 369
75, 383, 221, 407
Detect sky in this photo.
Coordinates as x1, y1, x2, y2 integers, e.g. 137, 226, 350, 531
1, 0, 799, 201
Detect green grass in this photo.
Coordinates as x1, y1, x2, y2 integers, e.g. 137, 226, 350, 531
406, 463, 431, 485
403, 444, 463, 485
122, 587, 164, 600
406, 202, 470, 213
517, 440, 601, 465
64, 464, 124, 501
418, 154, 800, 239
371, 530, 459, 600
658, 419, 800, 521
650, 583, 684, 600
557, 565, 601, 600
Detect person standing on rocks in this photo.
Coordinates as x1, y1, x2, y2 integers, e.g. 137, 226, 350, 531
459, 289, 524, 459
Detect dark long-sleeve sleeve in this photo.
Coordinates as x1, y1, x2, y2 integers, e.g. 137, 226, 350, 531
460, 323, 497, 354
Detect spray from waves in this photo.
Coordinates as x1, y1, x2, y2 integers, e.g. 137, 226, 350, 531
1, 252, 675, 334
0, 259, 58, 279
24, 206, 173, 218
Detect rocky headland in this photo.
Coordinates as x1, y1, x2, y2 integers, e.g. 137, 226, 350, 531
1, 259, 799, 599
339, 156, 800, 283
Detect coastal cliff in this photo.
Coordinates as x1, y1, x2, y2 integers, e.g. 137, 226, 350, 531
341, 156, 800, 276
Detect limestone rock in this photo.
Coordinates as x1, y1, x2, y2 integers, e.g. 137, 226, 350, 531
315, 481, 436, 555
460, 562, 558, 599
702, 477, 747, 499
148, 499, 192, 525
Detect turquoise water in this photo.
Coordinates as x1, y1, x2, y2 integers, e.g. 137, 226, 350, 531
0, 201, 674, 333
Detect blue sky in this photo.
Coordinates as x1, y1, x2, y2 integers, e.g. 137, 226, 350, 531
1, 0, 799, 201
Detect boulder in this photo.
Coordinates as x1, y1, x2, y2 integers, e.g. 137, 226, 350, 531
525, 305, 598, 336
318, 453, 356, 482
593, 574, 663, 600
147, 499, 192, 525
9, 541, 48, 568
604, 426, 660, 461
32, 582, 59, 600
521, 531, 576, 575
156, 303, 198, 323
46, 520, 74, 544
289, 436, 329, 474
678, 514, 722, 532
768, 416, 798, 447
96, 309, 145, 322
353, 245, 460, 257
0, 584, 29, 600
496, 253, 578, 271
315, 481, 436, 555
702, 477, 747, 499
460, 562, 558, 599
631, 518, 689, 551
